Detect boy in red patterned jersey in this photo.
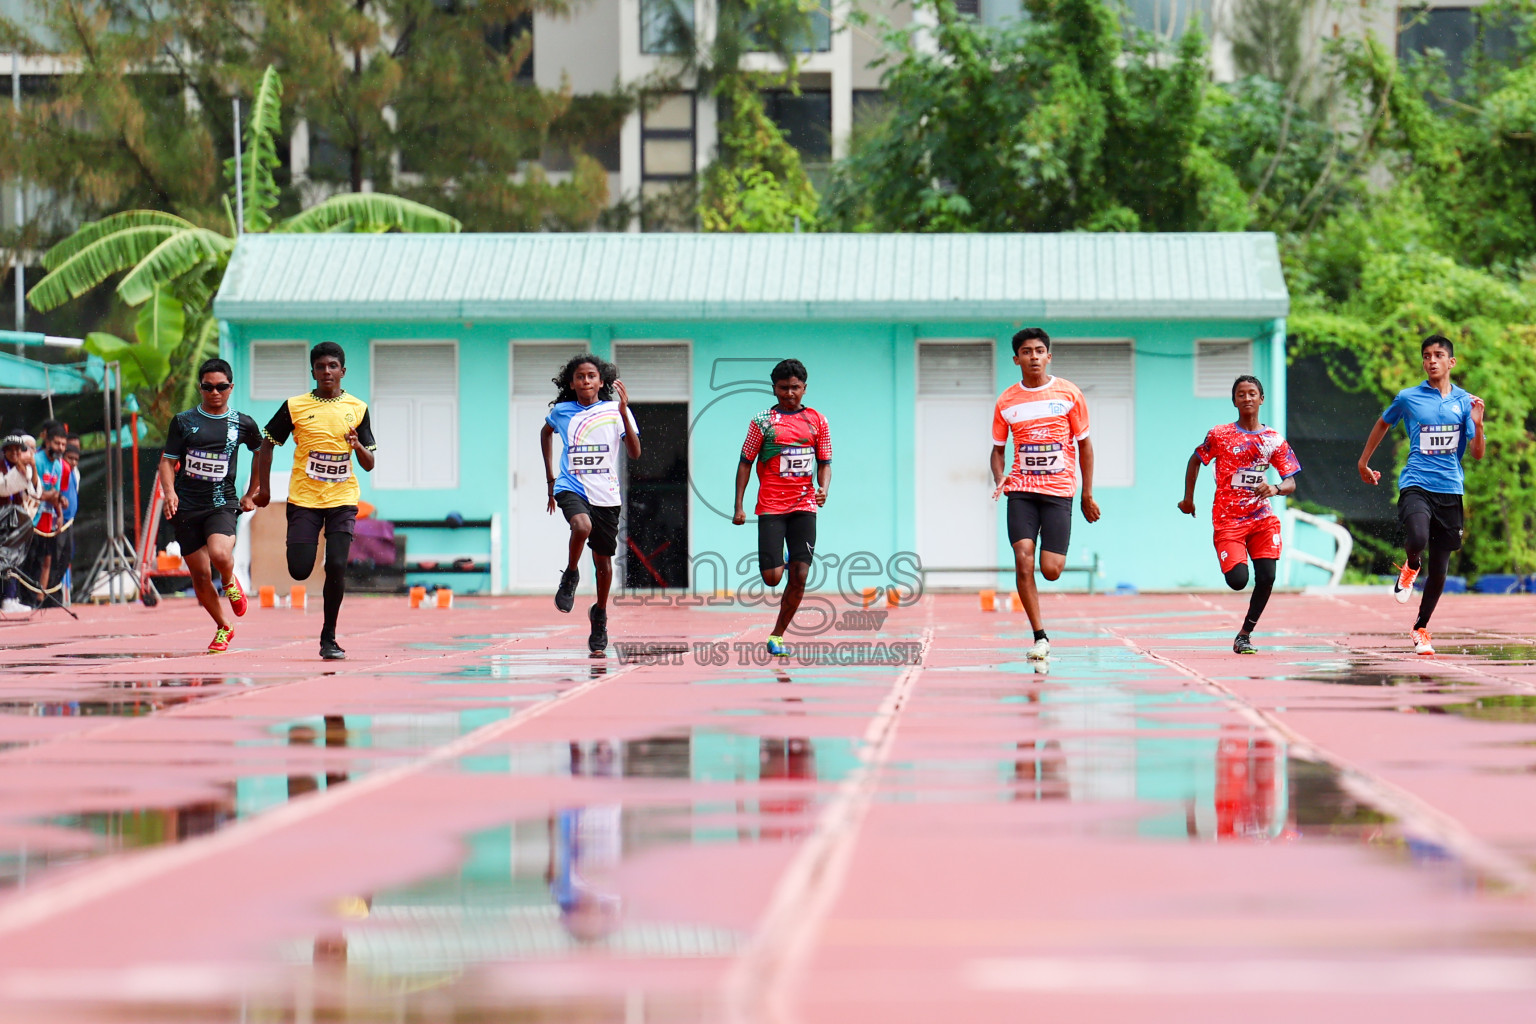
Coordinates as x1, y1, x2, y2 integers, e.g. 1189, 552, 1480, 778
733, 359, 833, 657
991, 327, 1102, 661
1179, 375, 1301, 654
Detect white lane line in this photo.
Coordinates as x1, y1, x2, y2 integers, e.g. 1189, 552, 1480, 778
724, 627, 934, 1024
1109, 629, 1536, 896
967, 955, 1536, 993
0, 656, 636, 939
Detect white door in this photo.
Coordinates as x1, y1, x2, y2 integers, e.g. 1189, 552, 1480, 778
915, 342, 997, 588
510, 342, 588, 591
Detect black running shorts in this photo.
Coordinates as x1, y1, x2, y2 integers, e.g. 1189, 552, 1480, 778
173, 506, 239, 556
286, 504, 358, 546
556, 491, 620, 557
1006, 491, 1073, 556
758, 511, 817, 571
1398, 486, 1464, 552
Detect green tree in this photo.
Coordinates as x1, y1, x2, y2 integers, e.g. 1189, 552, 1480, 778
25, 66, 461, 431
821, 0, 1248, 232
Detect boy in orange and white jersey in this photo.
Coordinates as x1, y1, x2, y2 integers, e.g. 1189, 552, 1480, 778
990, 328, 1101, 660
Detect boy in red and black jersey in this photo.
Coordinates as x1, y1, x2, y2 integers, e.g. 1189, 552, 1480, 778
732, 359, 833, 657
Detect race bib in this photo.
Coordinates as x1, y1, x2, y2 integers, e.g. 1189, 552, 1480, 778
305, 450, 352, 483
184, 449, 230, 482
1231, 467, 1267, 490
569, 443, 614, 476
779, 446, 815, 477
1420, 424, 1460, 455
1017, 442, 1065, 475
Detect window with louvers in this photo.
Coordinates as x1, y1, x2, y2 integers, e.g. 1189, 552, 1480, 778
1047, 341, 1135, 487
612, 343, 691, 403
249, 341, 308, 401
918, 341, 994, 397
370, 341, 459, 490
1194, 340, 1253, 398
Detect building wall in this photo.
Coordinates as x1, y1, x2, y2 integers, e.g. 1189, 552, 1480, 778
228, 314, 1285, 594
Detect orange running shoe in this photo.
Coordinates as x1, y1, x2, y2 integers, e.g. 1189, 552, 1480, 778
224, 579, 247, 617
208, 626, 234, 653
1393, 562, 1419, 605
1411, 628, 1434, 656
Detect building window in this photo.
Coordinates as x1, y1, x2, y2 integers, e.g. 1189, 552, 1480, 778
1048, 341, 1135, 487
1127, 0, 1213, 41
745, 1, 832, 53
761, 90, 832, 163
250, 341, 309, 401
1193, 339, 1253, 399
641, 92, 696, 229
917, 341, 994, 397
641, 0, 693, 55
370, 341, 459, 490
1398, 6, 1519, 93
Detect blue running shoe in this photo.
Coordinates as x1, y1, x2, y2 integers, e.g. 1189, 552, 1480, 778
766, 635, 789, 658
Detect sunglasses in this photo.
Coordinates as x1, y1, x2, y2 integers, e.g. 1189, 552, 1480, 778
200, 382, 231, 392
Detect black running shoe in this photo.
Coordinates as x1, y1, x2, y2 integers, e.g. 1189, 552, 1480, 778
588, 604, 608, 654
555, 569, 579, 613
320, 637, 347, 661
1232, 633, 1258, 655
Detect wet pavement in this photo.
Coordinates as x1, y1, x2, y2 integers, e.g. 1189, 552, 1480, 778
0, 591, 1534, 1021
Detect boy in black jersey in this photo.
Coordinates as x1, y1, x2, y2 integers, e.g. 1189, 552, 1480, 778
159, 359, 263, 653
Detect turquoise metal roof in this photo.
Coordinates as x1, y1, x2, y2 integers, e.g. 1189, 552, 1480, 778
215, 232, 1289, 323
0, 351, 103, 395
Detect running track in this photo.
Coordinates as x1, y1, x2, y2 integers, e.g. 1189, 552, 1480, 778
0, 590, 1534, 1022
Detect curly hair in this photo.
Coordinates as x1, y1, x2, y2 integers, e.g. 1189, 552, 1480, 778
551, 353, 616, 406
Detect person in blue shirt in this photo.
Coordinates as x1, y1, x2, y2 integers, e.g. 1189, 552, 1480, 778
539, 354, 641, 654
1357, 334, 1485, 656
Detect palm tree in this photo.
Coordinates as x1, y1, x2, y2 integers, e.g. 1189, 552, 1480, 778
27, 66, 461, 425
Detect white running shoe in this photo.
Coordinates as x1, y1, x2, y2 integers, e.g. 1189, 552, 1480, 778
1, 599, 29, 614
1412, 628, 1435, 656
1026, 637, 1051, 661
1393, 563, 1418, 604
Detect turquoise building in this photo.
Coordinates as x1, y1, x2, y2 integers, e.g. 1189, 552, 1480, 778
213, 233, 1293, 595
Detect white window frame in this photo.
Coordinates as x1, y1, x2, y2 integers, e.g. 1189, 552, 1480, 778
1193, 338, 1255, 399
248, 340, 310, 401
1048, 338, 1136, 489
369, 339, 460, 491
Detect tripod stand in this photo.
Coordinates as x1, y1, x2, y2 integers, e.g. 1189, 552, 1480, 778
74, 362, 149, 606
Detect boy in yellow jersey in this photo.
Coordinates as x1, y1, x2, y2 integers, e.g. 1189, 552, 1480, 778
255, 342, 377, 660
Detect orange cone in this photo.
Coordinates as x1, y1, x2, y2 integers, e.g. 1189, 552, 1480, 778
258, 586, 276, 609
979, 589, 995, 612
409, 585, 426, 609
435, 587, 453, 609
290, 585, 306, 610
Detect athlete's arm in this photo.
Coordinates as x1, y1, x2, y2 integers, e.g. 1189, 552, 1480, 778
541, 423, 558, 514
349, 409, 377, 473
990, 444, 1007, 500
1253, 475, 1296, 500
239, 418, 262, 512
256, 402, 294, 506
157, 456, 179, 520
815, 461, 831, 507
1078, 438, 1101, 523
732, 460, 752, 525
1357, 418, 1391, 485
1469, 397, 1486, 460
1178, 451, 1201, 516
615, 380, 642, 460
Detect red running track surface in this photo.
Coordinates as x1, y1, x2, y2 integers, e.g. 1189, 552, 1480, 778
0, 590, 1533, 1022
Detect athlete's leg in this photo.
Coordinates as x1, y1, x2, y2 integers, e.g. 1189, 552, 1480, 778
1012, 538, 1043, 633
758, 514, 788, 587
592, 554, 612, 609
1414, 547, 1452, 630
1223, 563, 1250, 590
205, 533, 236, 593
1401, 496, 1431, 572
1037, 496, 1072, 583
771, 561, 810, 636
321, 531, 352, 641
184, 547, 231, 630
287, 543, 319, 580
1242, 558, 1277, 634
1039, 551, 1066, 581
566, 513, 591, 571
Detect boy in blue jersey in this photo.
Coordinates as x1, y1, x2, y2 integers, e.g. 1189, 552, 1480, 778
1358, 335, 1485, 655
540, 354, 641, 654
